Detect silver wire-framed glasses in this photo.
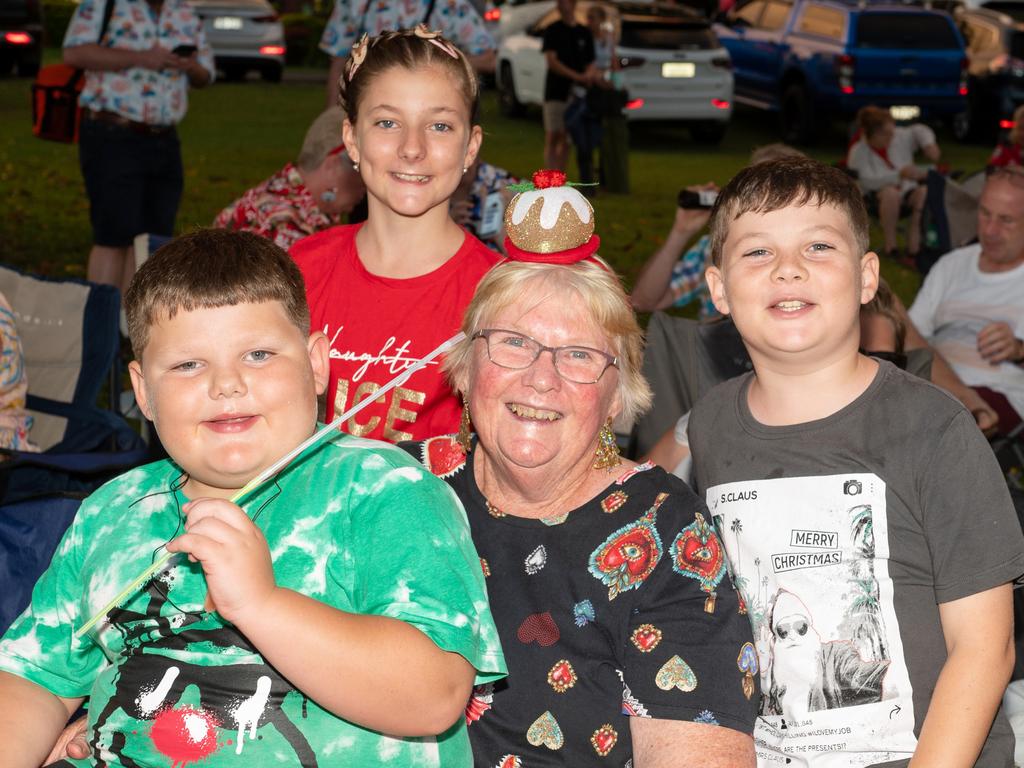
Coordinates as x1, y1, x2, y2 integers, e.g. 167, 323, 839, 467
472, 329, 618, 384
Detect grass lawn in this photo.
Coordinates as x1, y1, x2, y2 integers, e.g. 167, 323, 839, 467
0, 61, 999, 308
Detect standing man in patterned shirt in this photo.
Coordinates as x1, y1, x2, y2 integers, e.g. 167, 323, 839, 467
63, 0, 214, 293
318, 0, 496, 108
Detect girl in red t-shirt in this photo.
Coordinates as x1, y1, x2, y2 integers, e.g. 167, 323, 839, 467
292, 27, 500, 443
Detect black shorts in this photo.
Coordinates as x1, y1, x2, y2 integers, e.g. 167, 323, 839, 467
79, 118, 183, 247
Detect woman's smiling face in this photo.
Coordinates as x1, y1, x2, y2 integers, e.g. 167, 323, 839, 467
342, 64, 482, 219
466, 289, 622, 477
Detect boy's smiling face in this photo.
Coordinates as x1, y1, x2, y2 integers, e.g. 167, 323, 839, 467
129, 301, 329, 500
706, 202, 878, 370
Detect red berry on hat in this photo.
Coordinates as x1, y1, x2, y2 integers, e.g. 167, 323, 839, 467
532, 169, 567, 189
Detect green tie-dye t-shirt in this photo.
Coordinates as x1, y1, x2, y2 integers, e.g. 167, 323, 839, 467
0, 432, 505, 767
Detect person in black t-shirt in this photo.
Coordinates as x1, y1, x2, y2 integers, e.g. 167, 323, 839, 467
541, 0, 595, 171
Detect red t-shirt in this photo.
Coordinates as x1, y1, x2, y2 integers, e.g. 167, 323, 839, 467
292, 223, 499, 442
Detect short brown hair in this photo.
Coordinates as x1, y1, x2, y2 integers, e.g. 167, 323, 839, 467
708, 157, 870, 267
125, 229, 310, 360
856, 105, 893, 140
338, 29, 480, 125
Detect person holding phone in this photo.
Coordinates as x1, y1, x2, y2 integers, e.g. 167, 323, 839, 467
63, 0, 214, 294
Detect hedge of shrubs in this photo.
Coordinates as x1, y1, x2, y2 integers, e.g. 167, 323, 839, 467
40, 0, 330, 70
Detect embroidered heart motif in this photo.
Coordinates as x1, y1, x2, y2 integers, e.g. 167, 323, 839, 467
601, 490, 628, 514
525, 545, 547, 575
423, 435, 467, 478
630, 623, 662, 653
547, 659, 577, 693
526, 711, 564, 750
517, 612, 560, 646
573, 600, 595, 627
495, 756, 522, 768
656, 655, 697, 692
590, 724, 618, 756
737, 642, 758, 674
670, 512, 726, 593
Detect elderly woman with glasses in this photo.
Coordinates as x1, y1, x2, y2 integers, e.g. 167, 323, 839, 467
401, 172, 758, 766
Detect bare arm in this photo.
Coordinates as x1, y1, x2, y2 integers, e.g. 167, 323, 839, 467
631, 193, 714, 312
908, 584, 1014, 767
922, 142, 941, 164
326, 55, 345, 108
169, 498, 476, 737
64, 44, 209, 87
0, 672, 82, 768
644, 422, 689, 474
631, 718, 755, 767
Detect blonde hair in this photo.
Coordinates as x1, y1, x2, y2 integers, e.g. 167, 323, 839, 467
860, 277, 905, 354
444, 260, 652, 425
749, 143, 805, 165
296, 107, 346, 173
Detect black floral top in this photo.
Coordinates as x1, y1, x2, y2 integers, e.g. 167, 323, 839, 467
402, 436, 759, 767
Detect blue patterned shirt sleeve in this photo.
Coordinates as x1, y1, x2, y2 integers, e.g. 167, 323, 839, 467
668, 234, 719, 321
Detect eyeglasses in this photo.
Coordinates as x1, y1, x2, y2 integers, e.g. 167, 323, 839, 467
472, 329, 618, 384
985, 164, 1024, 187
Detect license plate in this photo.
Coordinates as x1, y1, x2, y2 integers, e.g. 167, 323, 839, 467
662, 62, 695, 78
889, 105, 920, 121
213, 16, 243, 29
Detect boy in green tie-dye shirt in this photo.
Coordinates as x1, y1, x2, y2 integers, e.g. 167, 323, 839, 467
0, 229, 505, 768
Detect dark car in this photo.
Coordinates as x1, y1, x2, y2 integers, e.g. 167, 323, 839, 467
714, 0, 968, 143
955, 5, 1024, 140
0, 0, 43, 77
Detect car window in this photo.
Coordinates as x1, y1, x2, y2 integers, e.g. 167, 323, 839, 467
981, 2, 1024, 23
759, 0, 792, 30
856, 13, 960, 49
620, 19, 716, 49
795, 4, 845, 39
731, 0, 766, 26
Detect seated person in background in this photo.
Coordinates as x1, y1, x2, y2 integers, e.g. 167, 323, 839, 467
0, 228, 505, 767
630, 143, 803, 317
449, 157, 517, 254
692, 156, 1023, 765
646, 277, 908, 481
847, 105, 940, 264
907, 165, 1024, 438
990, 104, 1024, 168
214, 107, 365, 250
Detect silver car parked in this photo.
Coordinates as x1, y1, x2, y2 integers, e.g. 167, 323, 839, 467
189, 0, 286, 82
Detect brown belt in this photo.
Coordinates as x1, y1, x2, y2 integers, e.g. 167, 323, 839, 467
85, 110, 175, 136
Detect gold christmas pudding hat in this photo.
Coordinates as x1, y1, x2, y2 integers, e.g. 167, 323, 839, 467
503, 170, 601, 264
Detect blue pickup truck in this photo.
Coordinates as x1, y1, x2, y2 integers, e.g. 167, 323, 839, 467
713, 0, 968, 143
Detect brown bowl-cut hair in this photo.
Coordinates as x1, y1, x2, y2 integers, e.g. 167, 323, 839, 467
125, 228, 310, 361
708, 156, 870, 268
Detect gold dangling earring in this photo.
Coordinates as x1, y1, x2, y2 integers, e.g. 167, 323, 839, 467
593, 417, 621, 471
456, 401, 472, 454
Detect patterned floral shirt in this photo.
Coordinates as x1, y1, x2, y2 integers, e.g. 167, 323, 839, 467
460, 161, 517, 253
669, 234, 720, 321
213, 163, 336, 251
319, 0, 495, 58
403, 437, 758, 767
63, 0, 215, 126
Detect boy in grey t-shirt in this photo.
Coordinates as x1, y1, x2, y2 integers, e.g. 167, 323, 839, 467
689, 157, 1024, 766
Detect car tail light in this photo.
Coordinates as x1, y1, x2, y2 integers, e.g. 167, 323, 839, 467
618, 56, 646, 69
711, 98, 730, 109
625, 98, 644, 110
1000, 119, 1015, 129
484, 7, 500, 22
835, 54, 854, 95
959, 57, 968, 96
711, 56, 731, 70
253, 13, 279, 22
260, 45, 286, 55
4, 32, 32, 45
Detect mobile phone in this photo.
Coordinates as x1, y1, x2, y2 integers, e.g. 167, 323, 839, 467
173, 44, 197, 57
677, 188, 718, 209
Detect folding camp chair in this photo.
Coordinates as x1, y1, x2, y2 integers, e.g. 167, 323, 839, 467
0, 265, 148, 502
0, 493, 83, 634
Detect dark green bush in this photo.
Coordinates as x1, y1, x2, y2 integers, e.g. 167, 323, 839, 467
42, 0, 76, 47
281, 13, 330, 68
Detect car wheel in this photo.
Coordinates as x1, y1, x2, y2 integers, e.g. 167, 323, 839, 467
498, 61, 525, 118
16, 58, 40, 78
261, 64, 283, 83
780, 83, 816, 146
689, 120, 727, 145
223, 64, 247, 82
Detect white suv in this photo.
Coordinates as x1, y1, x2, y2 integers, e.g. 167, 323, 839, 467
496, 0, 734, 142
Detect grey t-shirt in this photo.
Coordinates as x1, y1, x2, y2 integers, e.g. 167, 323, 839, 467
689, 361, 1024, 767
